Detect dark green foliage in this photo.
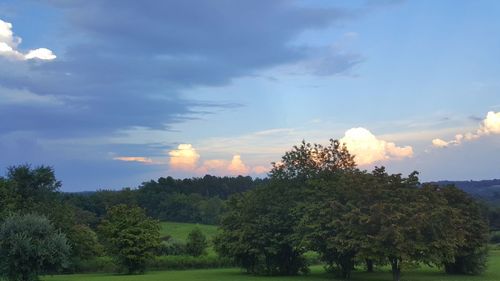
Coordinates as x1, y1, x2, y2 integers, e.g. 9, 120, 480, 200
63, 175, 264, 225
299, 171, 368, 279
73, 255, 233, 273
98, 205, 160, 274
0, 213, 71, 281
185, 227, 208, 257
156, 238, 186, 256
491, 233, 500, 244
66, 224, 103, 271
215, 182, 308, 275
148, 255, 233, 271
440, 186, 490, 275
489, 208, 500, 231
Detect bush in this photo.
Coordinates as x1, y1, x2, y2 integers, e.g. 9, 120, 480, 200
185, 227, 208, 257
0, 213, 71, 281
490, 233, 500, 244
148, 255, 233, 270
73, 256, 117, 273
155, 239, 186, 256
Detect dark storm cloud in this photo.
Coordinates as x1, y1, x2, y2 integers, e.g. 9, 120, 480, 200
1, 1, 358, 137
0, 1, 367, 189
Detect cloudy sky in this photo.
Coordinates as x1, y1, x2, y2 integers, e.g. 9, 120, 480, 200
1, 0, 499, 191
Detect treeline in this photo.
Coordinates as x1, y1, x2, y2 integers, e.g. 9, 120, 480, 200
63, 175, 266, 225
214, 140, 491, 281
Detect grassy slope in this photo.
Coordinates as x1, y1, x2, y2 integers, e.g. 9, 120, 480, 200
159, 222, 218, 242
44, 250, 500, 281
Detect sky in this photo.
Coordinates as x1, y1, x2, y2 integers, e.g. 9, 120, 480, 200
1, 0, 499, 191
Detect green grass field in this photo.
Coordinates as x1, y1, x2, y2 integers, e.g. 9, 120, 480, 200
43, 250, 500, 281
160, 221, 218, 242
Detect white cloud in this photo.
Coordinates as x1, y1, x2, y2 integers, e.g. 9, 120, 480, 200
0, 19, 56, 60
24, 48, 57, 60
113, 156, 154, 164
227, 155, 249, 175
169, 144, 200, 170
432, 111, 500, 148
431, 138, 450, 148
340, 127, 413, 165
479, 111, 500, 135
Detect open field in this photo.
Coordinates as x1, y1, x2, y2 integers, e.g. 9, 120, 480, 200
160, 222, 218, 242
43, 250, 500, 281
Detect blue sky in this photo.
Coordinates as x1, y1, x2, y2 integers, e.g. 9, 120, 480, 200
1, 0, 499, 191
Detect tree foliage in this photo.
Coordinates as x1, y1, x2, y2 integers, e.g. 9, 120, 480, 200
98, 204, 160, 274
440, 185, 489, 275
185, 227, 208, 257
0, 213, 70, 281
215, 182, 307, 275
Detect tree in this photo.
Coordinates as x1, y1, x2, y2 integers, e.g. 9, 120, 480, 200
214, 182, 307, 275
440, 185, 489, 275
0, 213, 70, 281
66, 224, 103, 269
185, 227, 208, 257
359, 168, 461, 281
269, 139, 355, 181
98, 205, 160, 274
299, 170, 369, 279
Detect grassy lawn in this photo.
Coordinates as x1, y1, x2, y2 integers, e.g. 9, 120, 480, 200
160, 222, 218, 242
43, 250, 500, 281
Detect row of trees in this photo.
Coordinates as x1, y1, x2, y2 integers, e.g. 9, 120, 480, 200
214, 140, 490, 281
63, 175, 265, 225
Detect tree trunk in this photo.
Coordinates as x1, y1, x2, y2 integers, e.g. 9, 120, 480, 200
390, 258, 401, 281
365, 259, 373, 272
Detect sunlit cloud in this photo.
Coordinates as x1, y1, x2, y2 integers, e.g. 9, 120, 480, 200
432, 111, 500, 148
113, 156, 154, 164
252, 165, 269, 175
340, 127, 413, 165
227, 155, 249, 175
169, 144, 200, 171
0, 19, 56, 60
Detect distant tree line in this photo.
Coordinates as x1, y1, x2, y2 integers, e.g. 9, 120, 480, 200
62, 175, 266, 226
214, 140, 491, 281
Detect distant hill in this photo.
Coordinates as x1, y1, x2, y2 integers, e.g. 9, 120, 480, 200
430, 179, 500, 205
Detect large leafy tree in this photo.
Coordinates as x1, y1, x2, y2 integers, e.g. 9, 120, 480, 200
360, 167, 462, 281
299, 170, 369, 279
98, 204, 160, 274
215, 181, 307, 275
440, 185, 489, 274
216, 139, 356, 276
0, 213, 70, 281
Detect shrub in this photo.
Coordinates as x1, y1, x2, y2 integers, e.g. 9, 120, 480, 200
185, 227, 208, 257
490, 233, 500, 244
148, 255, 233, 270
0, 213, 71, 281
156, 239, 186, 256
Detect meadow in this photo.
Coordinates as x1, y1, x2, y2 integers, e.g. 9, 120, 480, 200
43, 249, 500, 281
160, 221, 218, 242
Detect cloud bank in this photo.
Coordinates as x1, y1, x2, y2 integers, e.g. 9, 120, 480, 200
168, 144, 267, 176
432, 111, 500, 148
